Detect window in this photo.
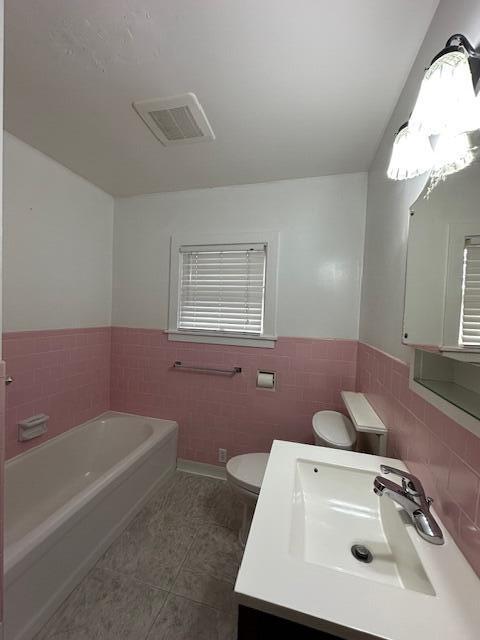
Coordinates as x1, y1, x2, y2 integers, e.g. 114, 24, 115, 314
168, 233, 278, 347
178, 244, 266, 334
459, 236, 480, 347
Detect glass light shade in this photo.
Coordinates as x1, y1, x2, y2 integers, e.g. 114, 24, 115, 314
431, 132, 474, 177
409, 49, 480, 136
387, 125, 434, 180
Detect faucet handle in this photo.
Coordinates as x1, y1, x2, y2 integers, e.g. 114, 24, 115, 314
379, 465, 425, 497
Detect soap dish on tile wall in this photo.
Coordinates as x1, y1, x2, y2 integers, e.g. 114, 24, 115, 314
18, 414, 49, 442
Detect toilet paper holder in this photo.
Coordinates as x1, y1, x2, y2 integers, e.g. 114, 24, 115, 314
256, 370, 276, 391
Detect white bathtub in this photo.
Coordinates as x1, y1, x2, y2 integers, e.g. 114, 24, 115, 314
4, 411, 178, 640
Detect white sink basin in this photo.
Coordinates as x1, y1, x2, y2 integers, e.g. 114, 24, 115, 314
290, 459, 434, 595
235, 441, 480, 640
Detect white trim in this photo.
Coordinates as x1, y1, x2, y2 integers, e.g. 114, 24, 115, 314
168, 231, 279, 348
177, 458, 226, 480
179, 242, 265, 253
167, 330, 276, 348
443, 223, 480, 348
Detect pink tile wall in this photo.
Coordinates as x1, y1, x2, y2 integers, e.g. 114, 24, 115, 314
3, 327, 111, 459
357, 342, 480, 578
110, 328, 357, 464
3, 326, 479, 577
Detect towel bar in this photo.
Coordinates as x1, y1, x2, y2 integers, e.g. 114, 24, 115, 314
173, 361, 242, 376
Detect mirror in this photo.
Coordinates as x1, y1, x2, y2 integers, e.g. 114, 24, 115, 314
404, 145, 480, 357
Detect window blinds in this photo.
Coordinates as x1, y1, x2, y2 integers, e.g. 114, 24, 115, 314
460, 236, 480, 346
178, 244, 266, 335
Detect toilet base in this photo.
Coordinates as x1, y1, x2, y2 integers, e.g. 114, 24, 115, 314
227, 481, 259, 547
239, 502, 255, 547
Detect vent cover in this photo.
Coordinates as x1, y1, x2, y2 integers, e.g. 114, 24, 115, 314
133, 93, 215, 146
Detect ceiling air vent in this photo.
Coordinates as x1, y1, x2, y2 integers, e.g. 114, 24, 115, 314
133, 93, 215, 146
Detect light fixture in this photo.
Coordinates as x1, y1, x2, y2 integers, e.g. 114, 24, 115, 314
387, 34, 480, 183
425, 132, 475, 197
387, 122, 434, 180
432, 132, 475, 176
409, 34, 480, 136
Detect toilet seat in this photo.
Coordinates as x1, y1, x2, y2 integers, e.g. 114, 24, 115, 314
226, 453, 269, 494
312, 410, 356, 449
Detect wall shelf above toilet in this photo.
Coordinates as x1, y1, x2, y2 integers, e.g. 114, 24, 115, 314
341, 391, 388, 455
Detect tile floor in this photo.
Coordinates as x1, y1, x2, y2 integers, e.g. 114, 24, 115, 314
35, 472, 244, 640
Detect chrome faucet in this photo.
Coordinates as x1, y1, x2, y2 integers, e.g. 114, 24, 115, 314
373, 465, 444, 545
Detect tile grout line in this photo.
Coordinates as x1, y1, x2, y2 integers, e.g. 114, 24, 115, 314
144, 476, 240, 639
35, 472, 182, 640
36, 472, 239, 640
143, 472, 208, 640
123, 472, 186, 640
144, 520, 238, 640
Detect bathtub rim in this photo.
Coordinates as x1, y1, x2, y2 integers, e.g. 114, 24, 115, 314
5, 410, 178, 580
6, 409, 166, 465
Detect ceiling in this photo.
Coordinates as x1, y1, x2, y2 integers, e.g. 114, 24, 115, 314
5, 1, 438, 196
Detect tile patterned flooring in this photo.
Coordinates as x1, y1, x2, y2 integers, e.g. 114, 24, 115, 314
35, 472, 244, 640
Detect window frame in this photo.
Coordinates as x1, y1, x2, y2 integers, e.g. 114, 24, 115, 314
443, 223, 480, 351
459, 235, 480, 348
167, 232, 279, 348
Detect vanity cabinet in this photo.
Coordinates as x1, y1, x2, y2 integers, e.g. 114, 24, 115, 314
238, 605, 347, 639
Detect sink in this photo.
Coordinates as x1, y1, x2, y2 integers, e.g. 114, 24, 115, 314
289, 459, 435, 595
235, 441, 480, 640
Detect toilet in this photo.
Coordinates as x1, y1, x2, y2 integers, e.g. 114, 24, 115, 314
312, 410, 357, 450
226, 410, 357, 545
226, 452, 270, 546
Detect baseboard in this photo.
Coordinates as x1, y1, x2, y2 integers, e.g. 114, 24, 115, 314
177, 458, 226, 480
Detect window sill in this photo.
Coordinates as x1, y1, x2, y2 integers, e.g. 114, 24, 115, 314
167, 330, 277, 349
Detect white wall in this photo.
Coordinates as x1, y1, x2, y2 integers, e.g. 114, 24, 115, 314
112, 173, 367, 339
3, 133, 114, 332
360, 0, 480, 361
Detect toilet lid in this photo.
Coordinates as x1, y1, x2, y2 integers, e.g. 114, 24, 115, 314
226, 453, 269, 494
312, 411, 356, 448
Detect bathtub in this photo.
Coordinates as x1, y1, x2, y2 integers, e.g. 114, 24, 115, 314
4, 411, 178, 640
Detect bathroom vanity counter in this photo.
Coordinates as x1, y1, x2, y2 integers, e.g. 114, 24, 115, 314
234, 441, 480, 640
